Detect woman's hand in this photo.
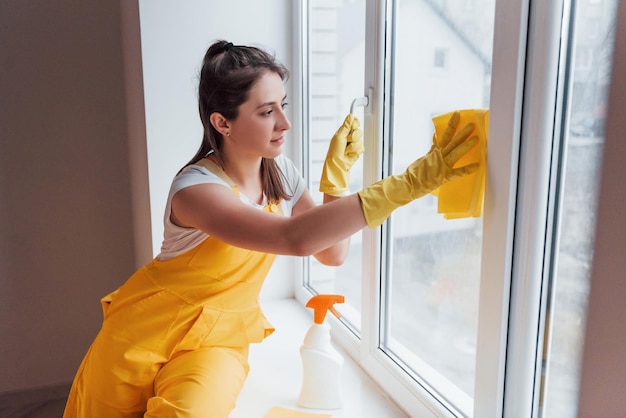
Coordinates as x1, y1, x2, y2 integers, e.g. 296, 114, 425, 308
319, 114, 364, 196
357, 111, 479, 228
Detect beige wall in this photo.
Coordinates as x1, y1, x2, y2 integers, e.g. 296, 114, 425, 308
0, 0, 151, 392
578, 2, 626, 415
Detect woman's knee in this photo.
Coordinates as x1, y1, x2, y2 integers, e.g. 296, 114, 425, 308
147, 346, 249, 418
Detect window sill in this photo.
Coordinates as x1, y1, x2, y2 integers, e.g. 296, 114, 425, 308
231, 298, 408, 417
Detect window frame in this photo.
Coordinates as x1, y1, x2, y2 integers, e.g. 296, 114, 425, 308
493, 0, 573, 416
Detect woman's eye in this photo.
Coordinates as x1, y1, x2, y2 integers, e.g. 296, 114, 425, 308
261, 103, 287, 116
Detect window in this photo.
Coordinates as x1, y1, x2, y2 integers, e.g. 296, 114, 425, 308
382, 0, 493, 413
298, 0, 619, 416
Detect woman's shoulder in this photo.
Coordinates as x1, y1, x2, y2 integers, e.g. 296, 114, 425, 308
273, 155, 306, 206
274, 154, 291, 167
274, 154, 301, 178
171, 162, 230, 194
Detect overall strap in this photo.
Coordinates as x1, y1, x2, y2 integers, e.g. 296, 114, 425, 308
196, 158, 237, 189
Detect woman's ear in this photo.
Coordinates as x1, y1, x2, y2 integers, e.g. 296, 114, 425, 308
209, 112, 231, 137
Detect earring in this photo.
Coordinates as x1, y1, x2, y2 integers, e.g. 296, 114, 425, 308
226, 132, 230, 136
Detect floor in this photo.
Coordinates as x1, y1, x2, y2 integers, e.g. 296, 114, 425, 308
0, 299, 407, 418
0, 384, 68, 418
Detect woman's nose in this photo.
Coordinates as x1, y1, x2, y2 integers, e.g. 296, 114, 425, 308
278, 109, 291, 131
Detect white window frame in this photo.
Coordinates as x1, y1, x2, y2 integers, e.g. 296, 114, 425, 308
293, 0, 622, 416
490, 0, 572, 416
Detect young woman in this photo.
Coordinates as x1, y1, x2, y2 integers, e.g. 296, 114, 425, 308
63, 40, 478, 418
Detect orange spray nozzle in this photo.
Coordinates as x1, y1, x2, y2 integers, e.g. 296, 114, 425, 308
305, 294, 345, 324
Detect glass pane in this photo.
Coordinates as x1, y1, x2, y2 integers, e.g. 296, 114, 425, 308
541, 0, 618, 416
382, 0, 495, 412
306, 0, 366, 332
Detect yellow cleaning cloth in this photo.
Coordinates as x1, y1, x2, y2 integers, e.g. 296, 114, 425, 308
432, 109, 489, 219
264, 406, 332, 418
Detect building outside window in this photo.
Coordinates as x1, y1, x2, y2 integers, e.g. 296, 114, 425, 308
433, 48, 448, 69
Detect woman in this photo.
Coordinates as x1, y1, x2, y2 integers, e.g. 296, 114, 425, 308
63, 40, 478, 418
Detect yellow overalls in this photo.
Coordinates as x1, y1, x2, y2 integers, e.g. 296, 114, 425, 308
64, 160, 280, 418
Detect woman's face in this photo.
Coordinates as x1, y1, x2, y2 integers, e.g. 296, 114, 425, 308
226, 71, 291, 159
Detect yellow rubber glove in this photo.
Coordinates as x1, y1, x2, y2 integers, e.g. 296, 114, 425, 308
433, 109, 489, 219
319, 114, 365, 195
357, 111, 479, 228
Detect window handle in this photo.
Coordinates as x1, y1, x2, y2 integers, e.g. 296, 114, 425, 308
350, 95, 369, 114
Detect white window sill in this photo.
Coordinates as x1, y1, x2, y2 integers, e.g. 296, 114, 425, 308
231, 298, 408, 417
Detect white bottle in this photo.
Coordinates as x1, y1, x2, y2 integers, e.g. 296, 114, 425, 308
298, 294, 345, 410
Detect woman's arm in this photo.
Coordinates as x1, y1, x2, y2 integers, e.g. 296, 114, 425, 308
172, 112, 479, 258
290, 190, 351, 266
171, 183, 367, 257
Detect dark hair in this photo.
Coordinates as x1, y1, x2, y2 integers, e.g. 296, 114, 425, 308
182, 40, 292, 205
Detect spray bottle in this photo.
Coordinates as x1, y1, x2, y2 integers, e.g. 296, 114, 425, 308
298, 294, 345, 410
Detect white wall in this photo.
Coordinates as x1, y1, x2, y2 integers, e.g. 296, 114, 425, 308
138, 0, 297, 300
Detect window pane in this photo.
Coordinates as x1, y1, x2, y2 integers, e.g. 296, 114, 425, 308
382, 0, 495, 412
306, 0, 366, 332
541, 0, 618, 416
